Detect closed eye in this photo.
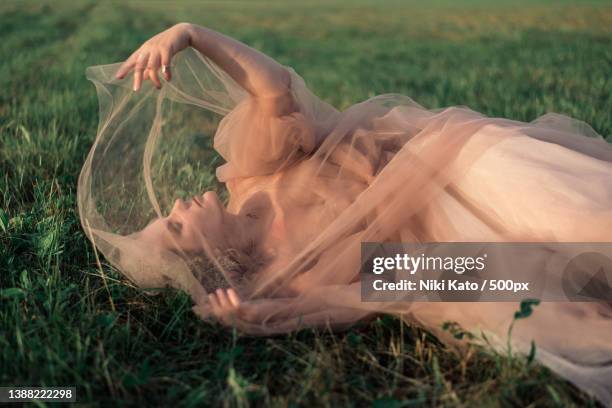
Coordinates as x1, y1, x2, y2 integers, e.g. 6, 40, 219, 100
166, 219, 183, 236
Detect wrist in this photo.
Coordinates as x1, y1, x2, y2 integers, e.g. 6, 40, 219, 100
175, 22, 195, 45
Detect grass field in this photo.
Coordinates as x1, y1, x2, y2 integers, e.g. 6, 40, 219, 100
1, 0, 611, 406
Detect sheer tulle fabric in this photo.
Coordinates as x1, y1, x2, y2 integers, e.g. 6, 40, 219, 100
79, 48, 612, 404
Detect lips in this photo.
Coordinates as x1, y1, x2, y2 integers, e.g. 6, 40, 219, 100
192, 195, 204, 208
202, 191, 218, 204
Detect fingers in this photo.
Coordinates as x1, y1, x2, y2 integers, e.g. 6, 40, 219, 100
115, 53, 137, 79
215, 288, 231, 309
207, 291, 220, 314
227, 288, 241, 308
161, 48, 172, 81
147, 53, 162, 89
133, 52, 148, 91
208, 288, 242, 326
116, 45, 172, 90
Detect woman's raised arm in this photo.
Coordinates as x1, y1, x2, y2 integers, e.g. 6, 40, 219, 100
115, 23, 293, 111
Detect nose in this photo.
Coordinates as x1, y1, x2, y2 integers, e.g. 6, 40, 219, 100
171, 198, 190, 213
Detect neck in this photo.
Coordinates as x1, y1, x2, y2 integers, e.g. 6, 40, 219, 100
232, 206, 276, 250
221, 212, 263, 251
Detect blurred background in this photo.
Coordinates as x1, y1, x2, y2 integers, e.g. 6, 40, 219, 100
1, 1, 611, 406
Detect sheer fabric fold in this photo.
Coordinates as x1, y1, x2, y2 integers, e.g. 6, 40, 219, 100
79, 48, 612, 405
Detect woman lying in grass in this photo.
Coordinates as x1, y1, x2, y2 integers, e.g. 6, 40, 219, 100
79, 23, 612, 404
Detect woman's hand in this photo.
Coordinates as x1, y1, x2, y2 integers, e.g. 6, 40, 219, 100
115, 23, 193, 91
193, 285, 371, 335
193, 288, 290, 328
205, 287, 243, 325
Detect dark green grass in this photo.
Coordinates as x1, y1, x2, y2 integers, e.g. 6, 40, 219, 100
1, 0, 611, 406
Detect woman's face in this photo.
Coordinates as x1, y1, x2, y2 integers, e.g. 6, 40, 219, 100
138, 191, 229, 253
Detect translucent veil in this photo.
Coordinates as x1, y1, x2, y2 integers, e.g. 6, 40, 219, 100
79, 48, 612, 404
